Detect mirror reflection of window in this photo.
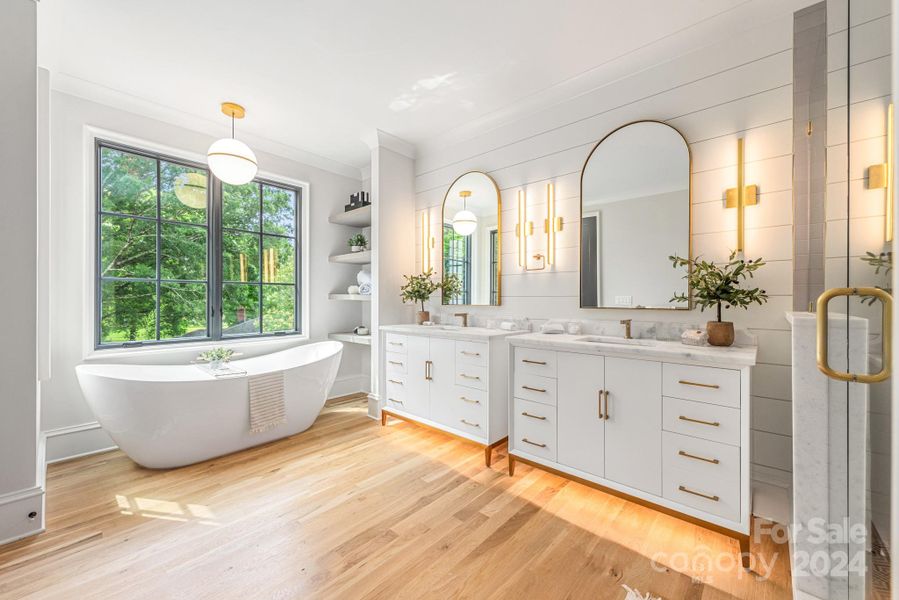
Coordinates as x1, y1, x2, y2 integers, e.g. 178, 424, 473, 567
580, 121, 691, 309
442, 172, 502, 306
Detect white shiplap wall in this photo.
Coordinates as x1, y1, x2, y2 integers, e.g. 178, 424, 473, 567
413, 12, 803, 487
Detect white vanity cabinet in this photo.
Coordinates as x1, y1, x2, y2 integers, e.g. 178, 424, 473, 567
379, 324, 522, 466
508, 334, 756, 568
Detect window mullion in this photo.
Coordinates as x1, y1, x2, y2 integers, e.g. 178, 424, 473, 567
211, 176, 223, 341
155, 159, 162, 341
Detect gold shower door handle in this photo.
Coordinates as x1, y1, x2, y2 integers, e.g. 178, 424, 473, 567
816, 287, 892, 383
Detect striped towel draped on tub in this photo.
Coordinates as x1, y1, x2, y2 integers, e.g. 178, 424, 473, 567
248, 372, 286, 433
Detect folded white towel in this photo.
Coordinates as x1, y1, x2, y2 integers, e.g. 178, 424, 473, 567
248, 372, 286, 434
356, 268, 372, 286
358, 282, 372, 295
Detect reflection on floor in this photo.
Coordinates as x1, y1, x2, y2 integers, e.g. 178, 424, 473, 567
0, 396, 791, 599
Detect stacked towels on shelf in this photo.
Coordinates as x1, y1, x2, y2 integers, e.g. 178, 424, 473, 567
357, 268, 373, 295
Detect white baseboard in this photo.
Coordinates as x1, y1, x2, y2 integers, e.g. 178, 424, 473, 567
0, 486, 45, 546
329, 373, 370, 399
44, 421, 115, 464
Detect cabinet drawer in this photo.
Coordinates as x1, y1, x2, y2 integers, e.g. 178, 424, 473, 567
663, 432, 740, 521
455, 364, 487, 391
513, 398, 557, 461
662, 363, 740, 408
663, 397, 740, 446
433, 387, 487, 433
513, 372, 557, 406
384, 377, 408, 407
385, 352, 408, 375
456, 341, 488, 366
385, 334, 409, 355
514, 348, 557, 378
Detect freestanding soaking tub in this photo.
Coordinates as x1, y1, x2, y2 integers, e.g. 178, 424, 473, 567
75, 341, 343, 468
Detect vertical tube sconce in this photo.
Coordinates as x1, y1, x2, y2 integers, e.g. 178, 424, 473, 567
725, 137, 759, 253
867, 103, 894, 243
544, 182, 563, 265
420, 210, 431, 272
516, 189, 542, 270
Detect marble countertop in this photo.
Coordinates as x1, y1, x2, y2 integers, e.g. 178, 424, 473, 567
509, 332, 757, 367
379, 324, 527, 341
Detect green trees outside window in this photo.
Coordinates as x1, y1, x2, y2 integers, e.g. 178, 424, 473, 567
97, 142, 301, 347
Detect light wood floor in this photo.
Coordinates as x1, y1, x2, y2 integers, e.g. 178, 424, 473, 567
0, 396, 792, 599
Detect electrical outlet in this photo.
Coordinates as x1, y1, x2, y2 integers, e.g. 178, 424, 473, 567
615, 295, 633, 306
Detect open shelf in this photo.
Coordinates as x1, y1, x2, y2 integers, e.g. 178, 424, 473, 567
329, 250, 372, 265
328, 332, 372, 346
328, 293, 371, 301
328, 205, 371, 227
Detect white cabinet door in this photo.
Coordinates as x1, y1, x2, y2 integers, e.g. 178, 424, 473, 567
557, 352, 605, 477
427, 337, 456, 426
403, 335, 431, 418
604, 357, 662, 496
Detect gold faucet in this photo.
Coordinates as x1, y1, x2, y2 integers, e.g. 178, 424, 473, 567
454, 312, 469, 327
620, 319, 632, 339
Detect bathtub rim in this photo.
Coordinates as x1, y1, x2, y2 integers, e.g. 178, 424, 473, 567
75, 340, 343, 383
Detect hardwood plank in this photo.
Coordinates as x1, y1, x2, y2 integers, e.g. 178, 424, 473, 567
0, 399, 791, 599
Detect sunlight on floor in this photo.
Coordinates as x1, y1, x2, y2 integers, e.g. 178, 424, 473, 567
115, 494, 219, 526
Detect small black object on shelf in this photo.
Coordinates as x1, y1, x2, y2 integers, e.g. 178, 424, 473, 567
345, 191, 370, 212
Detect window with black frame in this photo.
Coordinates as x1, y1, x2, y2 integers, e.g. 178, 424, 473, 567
442, 224, 471, 305
96, 141, 301, 348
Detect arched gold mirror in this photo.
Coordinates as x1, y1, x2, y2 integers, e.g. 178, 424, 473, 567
580, 121, 691, 309
442, 171, 502, 306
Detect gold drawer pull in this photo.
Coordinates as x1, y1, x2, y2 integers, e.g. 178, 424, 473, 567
522, 359, 547, 365
388, 341, 404, 346
461, 351, 481, 357
460, 419, 480, 428
678, 450, 719, 464
388, 398, 404, 404
461, 397, 480, 404
522, 437, 547, 448
678, 485, 719, 502
521, 411, 546, 421
679, 415, 720, 427
460, 374, 481, 380
388, 360, 404, 366
388, 379, 403, 385
678, 379, 719, 389
522, 385, 546, 393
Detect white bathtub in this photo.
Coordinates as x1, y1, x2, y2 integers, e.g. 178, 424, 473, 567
75, 341, 343, 468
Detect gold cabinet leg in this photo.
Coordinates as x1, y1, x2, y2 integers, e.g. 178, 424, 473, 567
508, 454, 516, 476
738, 534, 751, 571
485, 446, 493, 467
380, 410, 387, 426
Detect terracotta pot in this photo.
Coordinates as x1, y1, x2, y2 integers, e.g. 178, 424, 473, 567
707, 321, 735, 347
416, 310, 430, 325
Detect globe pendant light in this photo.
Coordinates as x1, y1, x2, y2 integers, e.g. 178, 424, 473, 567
452, 190, 478, 236
207, 102, 258, 185
174, 171, 208, 209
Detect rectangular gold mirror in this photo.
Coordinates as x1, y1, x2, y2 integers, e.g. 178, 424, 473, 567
442, 171, 502, 306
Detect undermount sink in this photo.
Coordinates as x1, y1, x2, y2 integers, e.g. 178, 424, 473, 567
576, 335, 656, 347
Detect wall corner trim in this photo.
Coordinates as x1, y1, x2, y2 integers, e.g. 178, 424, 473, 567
362, 129, 416, 159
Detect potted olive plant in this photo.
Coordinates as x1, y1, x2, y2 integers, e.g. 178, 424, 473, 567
400, 270, 464, 325
669, 251, 768, 346
348, 233, 368, 253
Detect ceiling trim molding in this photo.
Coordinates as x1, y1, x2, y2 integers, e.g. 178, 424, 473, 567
362, 129, 416, 159
51, 72, 365, 181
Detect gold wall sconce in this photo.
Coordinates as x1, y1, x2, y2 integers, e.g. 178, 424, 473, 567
866, 102, 894, 243
725, 137, 759, 254
516, 189, 545, 270
420, 210, 434, 271
544, 182, 563, 265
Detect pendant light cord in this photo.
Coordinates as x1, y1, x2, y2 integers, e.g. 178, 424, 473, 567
231, 114, 235, 139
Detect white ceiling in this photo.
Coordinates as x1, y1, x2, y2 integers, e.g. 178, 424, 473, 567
38, 0, 809, 176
